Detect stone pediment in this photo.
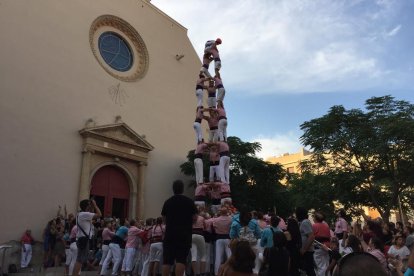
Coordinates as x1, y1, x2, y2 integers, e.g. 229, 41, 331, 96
79, 123, 154, 152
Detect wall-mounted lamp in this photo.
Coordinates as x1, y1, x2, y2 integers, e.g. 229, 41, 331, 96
175, 54, 184, 61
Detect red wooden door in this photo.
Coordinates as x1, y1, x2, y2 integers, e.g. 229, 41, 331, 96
90, 165, 130, 218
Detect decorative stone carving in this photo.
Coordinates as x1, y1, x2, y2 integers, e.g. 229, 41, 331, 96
80, 123, 154, 153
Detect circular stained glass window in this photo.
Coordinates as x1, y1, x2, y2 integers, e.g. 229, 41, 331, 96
98, 32, 133, 72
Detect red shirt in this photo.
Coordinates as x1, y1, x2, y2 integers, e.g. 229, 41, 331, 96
21, 233, 33, 244
313, 222, 331, 245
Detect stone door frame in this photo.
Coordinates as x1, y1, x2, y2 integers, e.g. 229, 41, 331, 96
78, 122, 154, 218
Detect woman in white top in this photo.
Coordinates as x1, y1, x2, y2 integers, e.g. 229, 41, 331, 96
388, 235, 411, 261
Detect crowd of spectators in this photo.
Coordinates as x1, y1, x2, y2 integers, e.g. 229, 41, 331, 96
19, 201, 414, 276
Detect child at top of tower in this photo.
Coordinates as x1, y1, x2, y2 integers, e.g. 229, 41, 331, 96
200, 38, 222, 78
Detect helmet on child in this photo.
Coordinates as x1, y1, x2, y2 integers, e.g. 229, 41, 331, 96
215, 38, 222, 44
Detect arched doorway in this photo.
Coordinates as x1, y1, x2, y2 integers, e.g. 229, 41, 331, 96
90, 165, 130, 219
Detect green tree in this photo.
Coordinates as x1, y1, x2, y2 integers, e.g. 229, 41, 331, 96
300, 95, 414, 221
180, 136, 288, 216
287, 172, 337, 223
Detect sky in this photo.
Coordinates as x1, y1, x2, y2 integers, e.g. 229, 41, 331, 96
153, 0, 414, 159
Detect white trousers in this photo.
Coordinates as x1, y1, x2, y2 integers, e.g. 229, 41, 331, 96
215, 239, 231, 275
255, 241, 264, 274
209, 129, 218, 142
219, 156, 230, 184
122, 247, 136, 272
217, 88, 225, 102
252, 244, 261, 274
205, 243, 212, 273
209, 165, 220, 181
215, 60, 221, 70
207, 49, 221, 70
69, 242, 77, 275
102, 243, 123, 275
314, 248, 330, 276
194, 158, 204, 184
218, 119, 227, 141
99, 244, 110, 266
65, 248, 72, 266
208, 96, 216, 108
149, 242, 163, 262
195, 201, 206, 209
193, 122, 203, 144
221, 197, 232, 205
191, 234, 206, 262
200, 66, 212, 78
196, 88, 203, 107
139, 252, 150, 276
21, 244, 32, 268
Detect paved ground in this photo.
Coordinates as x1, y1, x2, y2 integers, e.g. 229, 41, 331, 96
9, 266, 102, 275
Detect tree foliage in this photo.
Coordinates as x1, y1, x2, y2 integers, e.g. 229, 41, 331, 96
180, 136, 289, 216
299, 95, 414, 221
287, 172, 337, 223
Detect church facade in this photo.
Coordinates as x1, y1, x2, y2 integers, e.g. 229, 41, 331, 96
0, 0, 200, 242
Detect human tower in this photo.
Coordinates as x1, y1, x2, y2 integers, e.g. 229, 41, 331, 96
193, 38, 232, 214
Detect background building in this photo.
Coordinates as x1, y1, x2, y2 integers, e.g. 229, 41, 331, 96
267, 148, 383, 219
267, 148, 312, 176
0, 0, 202, 243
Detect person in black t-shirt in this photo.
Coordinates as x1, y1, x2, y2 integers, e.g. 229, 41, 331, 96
263, 231, 290, 276
161, 180, 197, 276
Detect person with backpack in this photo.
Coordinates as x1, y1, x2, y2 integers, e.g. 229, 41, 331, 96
257, 216, 282, 275
262, 231, 290, 276
230, 211, 261, 245
260, 216, 282, 248
230, 210, 262, 274
72, 199, 102, 276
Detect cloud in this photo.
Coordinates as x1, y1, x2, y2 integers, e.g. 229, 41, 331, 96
153, 0, 405, 94
386, 25, 402, 37
251, 131, 303, 160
